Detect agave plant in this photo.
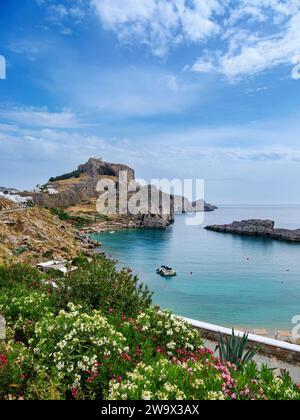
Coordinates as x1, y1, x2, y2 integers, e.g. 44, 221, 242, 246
216, 329, 260, 369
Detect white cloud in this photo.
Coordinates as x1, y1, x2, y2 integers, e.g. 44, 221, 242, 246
90, 0, 223, 56
88, 0, 300, 79
192, 3, 300, 80
35, 0, 87, 35
0, 108, 84, 129
46, 2, 86, 23
8, 39, 45, 61
89, 0, 300, 80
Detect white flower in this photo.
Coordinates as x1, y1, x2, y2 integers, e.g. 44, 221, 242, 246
167, 341, 176, 349
142, 391, 152, 400
57, 362, 65, 371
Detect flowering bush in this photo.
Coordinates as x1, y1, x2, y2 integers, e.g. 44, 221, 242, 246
114, 308, 204, 362
28, 303, 129, 399
108, 354, 300, 401
136, 309, 203, 354
0, 342, 32, 400
0, 287, 53, 342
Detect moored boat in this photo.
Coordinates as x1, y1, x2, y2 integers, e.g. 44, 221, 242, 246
156, 266, 177, 277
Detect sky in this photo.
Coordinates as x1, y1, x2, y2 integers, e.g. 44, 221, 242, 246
1, 0, 300, 204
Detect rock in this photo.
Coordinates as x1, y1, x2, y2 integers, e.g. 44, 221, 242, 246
0, 207, 82, 262
192, 199, 218, 212
0, 198, 19, 211
142, 214, 172, 229
173, 196, 217, 214
29, 157, 174, 230
205, 219, 300, 242
78, 157, 135, 182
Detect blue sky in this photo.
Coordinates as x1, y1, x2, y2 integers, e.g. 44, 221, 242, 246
1, 0, 300, 204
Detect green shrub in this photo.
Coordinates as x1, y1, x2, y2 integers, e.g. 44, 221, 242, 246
42, 250, 54, 259
25, 370, 64, 400
0, 262, 45, 290
49, 170, 81, 183
50, 208, 91, 229
12, 246, 27, 257
52, 255, 152, 316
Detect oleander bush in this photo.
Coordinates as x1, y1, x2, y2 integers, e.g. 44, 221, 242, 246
27, 303, 128, 399
0, 286, 53, 342
0, 258, 300, 400
51, 255, 153, 316
107, 356, 300, 401
108, 308, 204, 362
0, 341, 32, 400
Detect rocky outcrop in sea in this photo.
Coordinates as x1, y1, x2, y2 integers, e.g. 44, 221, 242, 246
205, 219, 300, 242
173, 196, 217, 214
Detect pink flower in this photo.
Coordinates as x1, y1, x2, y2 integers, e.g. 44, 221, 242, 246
121, 352, 132, 362
231, 394, 237, 400
71, 387, 78, 398
0, 354, 7, 369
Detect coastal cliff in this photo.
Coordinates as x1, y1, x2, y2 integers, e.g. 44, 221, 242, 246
205, 219, 300, 242
24, 158, 175, 230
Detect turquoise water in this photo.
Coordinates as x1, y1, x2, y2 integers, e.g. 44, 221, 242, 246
92, 206, 300, 330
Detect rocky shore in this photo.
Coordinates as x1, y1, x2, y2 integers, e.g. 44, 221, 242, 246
205, 219, 300, 242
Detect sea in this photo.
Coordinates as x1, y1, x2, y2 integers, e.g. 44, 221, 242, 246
91, 205, 300, 331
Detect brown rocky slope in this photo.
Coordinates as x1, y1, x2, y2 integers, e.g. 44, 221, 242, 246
0, 199, 82, 263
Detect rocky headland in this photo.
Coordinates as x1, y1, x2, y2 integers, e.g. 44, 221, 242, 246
205, 219, 300, 243
173, 196, 217, 214
28, 157, 175, 230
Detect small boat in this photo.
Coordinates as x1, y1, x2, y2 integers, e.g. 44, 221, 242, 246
156, 266, 177, 277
